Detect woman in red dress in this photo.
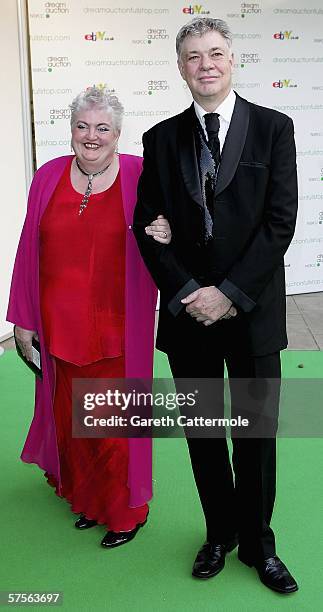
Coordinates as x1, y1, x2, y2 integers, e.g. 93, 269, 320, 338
11, 87, 171, 548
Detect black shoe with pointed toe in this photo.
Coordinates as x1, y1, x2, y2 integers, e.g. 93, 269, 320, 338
239, 553, 298, 594
75, 514, 98, 530
100, 518, 147, 548
192, 536, 238, 579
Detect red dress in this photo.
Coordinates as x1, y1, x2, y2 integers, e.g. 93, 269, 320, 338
39, 158, 148, 531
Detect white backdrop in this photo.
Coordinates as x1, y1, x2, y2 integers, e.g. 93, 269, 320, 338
27, 0, 323, 294
0, 1, 33, 340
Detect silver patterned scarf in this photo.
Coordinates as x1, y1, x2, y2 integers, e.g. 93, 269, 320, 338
194, 119, 220, 243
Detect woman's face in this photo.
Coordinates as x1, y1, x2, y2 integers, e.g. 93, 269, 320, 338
71, 106, 120, 169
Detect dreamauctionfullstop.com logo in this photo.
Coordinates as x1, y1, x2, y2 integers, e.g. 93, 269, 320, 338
29, 2, 69, 19
133, 80, 170, 96
48, 56, 71, 71
239, 53, 261, 67
305, 253, 323, 268
44, 2, 69, 16
241, 2, 262, 17
308, 168, 323, 183
228, 3, 262, 19
49, 108, 71, 124
32, 56, 71, 73
306, 211, 323, 227
132, 28, 169, 45
148, 80, 170, 94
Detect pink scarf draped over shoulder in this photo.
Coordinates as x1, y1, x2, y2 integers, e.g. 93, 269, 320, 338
7, 154, 157, 507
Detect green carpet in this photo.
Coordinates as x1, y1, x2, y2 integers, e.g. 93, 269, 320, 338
0, 349, 322, 611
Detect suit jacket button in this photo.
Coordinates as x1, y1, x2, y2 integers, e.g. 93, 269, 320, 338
128, 224, 132, 229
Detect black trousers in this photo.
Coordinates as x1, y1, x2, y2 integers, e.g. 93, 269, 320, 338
166, 315, 281, 563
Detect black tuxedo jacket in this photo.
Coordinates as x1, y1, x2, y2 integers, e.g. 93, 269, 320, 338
133, 93, 298, 356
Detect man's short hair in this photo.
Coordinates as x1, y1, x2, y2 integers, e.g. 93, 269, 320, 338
176, 17, 233, 58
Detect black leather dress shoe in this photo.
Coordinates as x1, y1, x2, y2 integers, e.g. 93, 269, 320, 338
239, 553, 298, 594
75, 514, 98, 530
192, 536, 238, 579
101, 518, 147, 548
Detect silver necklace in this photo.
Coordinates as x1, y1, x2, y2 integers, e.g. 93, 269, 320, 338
75, 157, 112, 215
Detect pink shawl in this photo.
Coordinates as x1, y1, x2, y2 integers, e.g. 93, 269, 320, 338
7, 154, 157, 507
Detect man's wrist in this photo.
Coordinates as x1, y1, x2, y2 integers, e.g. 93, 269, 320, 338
168, 278, 201, 316
218, 279, 256, 312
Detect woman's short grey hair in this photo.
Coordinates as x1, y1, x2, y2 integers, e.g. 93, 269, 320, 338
69, 87, 124, 132
176, 17, 233, 58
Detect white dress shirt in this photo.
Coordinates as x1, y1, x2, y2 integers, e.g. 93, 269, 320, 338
194, 89, 236, 154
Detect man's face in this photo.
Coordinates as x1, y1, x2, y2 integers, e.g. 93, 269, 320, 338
178, 31, 234, 108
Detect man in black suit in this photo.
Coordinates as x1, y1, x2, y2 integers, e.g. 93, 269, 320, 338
133, 17, 298, 594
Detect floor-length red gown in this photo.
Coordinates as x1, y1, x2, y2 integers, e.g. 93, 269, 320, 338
39, 159, 148, 531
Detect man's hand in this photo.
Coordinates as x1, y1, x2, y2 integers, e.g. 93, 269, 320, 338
181, 286, 237, 326
15, 326, 38, 361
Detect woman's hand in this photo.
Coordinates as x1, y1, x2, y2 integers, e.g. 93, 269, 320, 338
145, 215, 172, 244
15, 326, 38, 362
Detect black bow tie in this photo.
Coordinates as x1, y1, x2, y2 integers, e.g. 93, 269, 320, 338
204, 113, 221, 165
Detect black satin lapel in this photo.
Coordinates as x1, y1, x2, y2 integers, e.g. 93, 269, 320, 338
178, 105, 203, 208
214, 95, 250, 197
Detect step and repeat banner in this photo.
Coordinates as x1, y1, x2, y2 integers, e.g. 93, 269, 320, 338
27, 0, 323, 294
